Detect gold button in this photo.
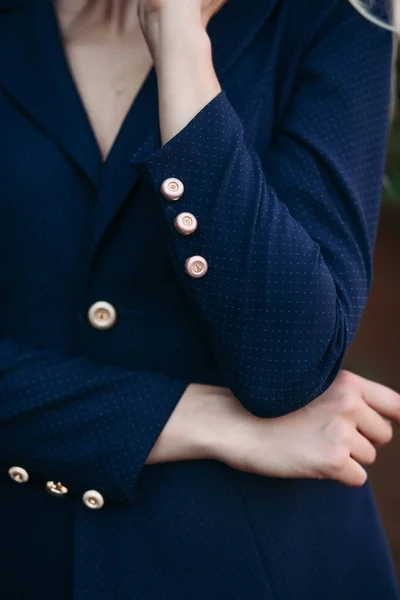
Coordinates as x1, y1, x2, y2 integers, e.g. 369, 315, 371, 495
174, 212, 198, 236
88, 301, 117, 330
82, 490, 104, 510
185, 256, 209, 279
160, 177, 185, 201
8, 466, 29, 484
46, 481, 68, 497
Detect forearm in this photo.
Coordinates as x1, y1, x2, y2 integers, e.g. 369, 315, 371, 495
134, 5, 362, 417
133, 88, 345, 414
134, 1, 391, 418
149, 373, 400, 491
141, 4, 221, 144
0, 337, 189, 503
147, 383, 255, 466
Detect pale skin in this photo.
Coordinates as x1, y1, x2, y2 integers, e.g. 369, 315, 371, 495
54, 0, 400, 488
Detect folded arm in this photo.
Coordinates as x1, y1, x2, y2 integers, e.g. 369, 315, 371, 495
0, 337, 191, 503
134, 0, 393, 417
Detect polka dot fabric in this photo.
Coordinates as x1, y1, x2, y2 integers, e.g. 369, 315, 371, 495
0, 339, 189, 502
132, 0, 393, 418
0, 0, 398, 599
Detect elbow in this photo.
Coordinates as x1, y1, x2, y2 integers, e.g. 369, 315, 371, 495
279, 257, 369, 411
275, 296, 358, 416
238, 293, 361, 419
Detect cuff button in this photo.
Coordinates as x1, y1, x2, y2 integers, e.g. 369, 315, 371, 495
83, 490, 105, 510
185, 256, 208, 279
160, 178, 184, 201
46, 481, 69, 497
8, 466, 29, 484
174, 212, 198, 235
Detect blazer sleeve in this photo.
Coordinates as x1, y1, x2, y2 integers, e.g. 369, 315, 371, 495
132, 2, 393, 417
0, 336, 189, 504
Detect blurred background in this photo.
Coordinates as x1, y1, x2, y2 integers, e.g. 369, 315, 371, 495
344, 44, 400, 578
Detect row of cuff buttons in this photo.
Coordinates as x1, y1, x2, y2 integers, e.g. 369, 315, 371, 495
161, 177, 208, 279
8, 466, 104, 510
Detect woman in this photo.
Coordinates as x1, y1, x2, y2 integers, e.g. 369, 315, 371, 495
0, 0, 399, 598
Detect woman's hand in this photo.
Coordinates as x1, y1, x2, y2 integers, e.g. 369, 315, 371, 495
231, 370, 399, 487
137, 0, 228, 34
147, 371, 400, 488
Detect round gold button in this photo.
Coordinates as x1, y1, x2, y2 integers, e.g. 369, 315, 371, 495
46, 481, 68, 497
8, 466, 29, 484
88, 301, 117, 330
82, 490, 105, 510
185, 256, 209, 279
160, 178, 184, 201
174, 212, 198, 236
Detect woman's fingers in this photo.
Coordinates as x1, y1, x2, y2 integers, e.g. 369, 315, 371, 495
356, 404, 394, 446
231, 371, 397, 487
322, 424, 375, 486
355, 374, 400, 424
349, 430, 377, 466
333, 457, 368, 487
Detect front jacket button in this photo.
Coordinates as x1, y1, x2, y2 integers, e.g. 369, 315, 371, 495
174, 212, 198, 235
8, 466, 29, 484
83, 490, 105, 510
88, 301, 117, 330
46, 481, 68, 497
160, 177, 184, 201
185, 256, 209, 279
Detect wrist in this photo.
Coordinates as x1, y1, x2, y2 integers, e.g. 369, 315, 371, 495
184, 386, 249, 463
155, 27, 211, 72
154, 27, 219, 144
221, 415, 278, 475
170, 385, 259, 466
210, 408, 264, 468
141, 6, 208, 62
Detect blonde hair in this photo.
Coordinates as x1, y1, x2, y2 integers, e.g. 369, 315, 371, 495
348, 0, 400, 31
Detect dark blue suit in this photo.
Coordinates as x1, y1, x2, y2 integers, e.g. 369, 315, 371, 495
0, 0, 398, 598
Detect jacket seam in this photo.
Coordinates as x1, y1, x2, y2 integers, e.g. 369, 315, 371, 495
228, 471, 279, 600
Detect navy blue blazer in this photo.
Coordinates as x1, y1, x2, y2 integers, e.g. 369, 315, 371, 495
0, 0, 398, 599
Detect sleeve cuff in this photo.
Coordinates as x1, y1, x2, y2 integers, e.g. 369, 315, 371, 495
131, 90, 244, 181
130, 89, 249, 281
1, 373, 190, 508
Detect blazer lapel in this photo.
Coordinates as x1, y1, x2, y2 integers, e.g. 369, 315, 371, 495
86, 0, 280, 267
209, 0, 279, 81
0, 2, 102, 188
